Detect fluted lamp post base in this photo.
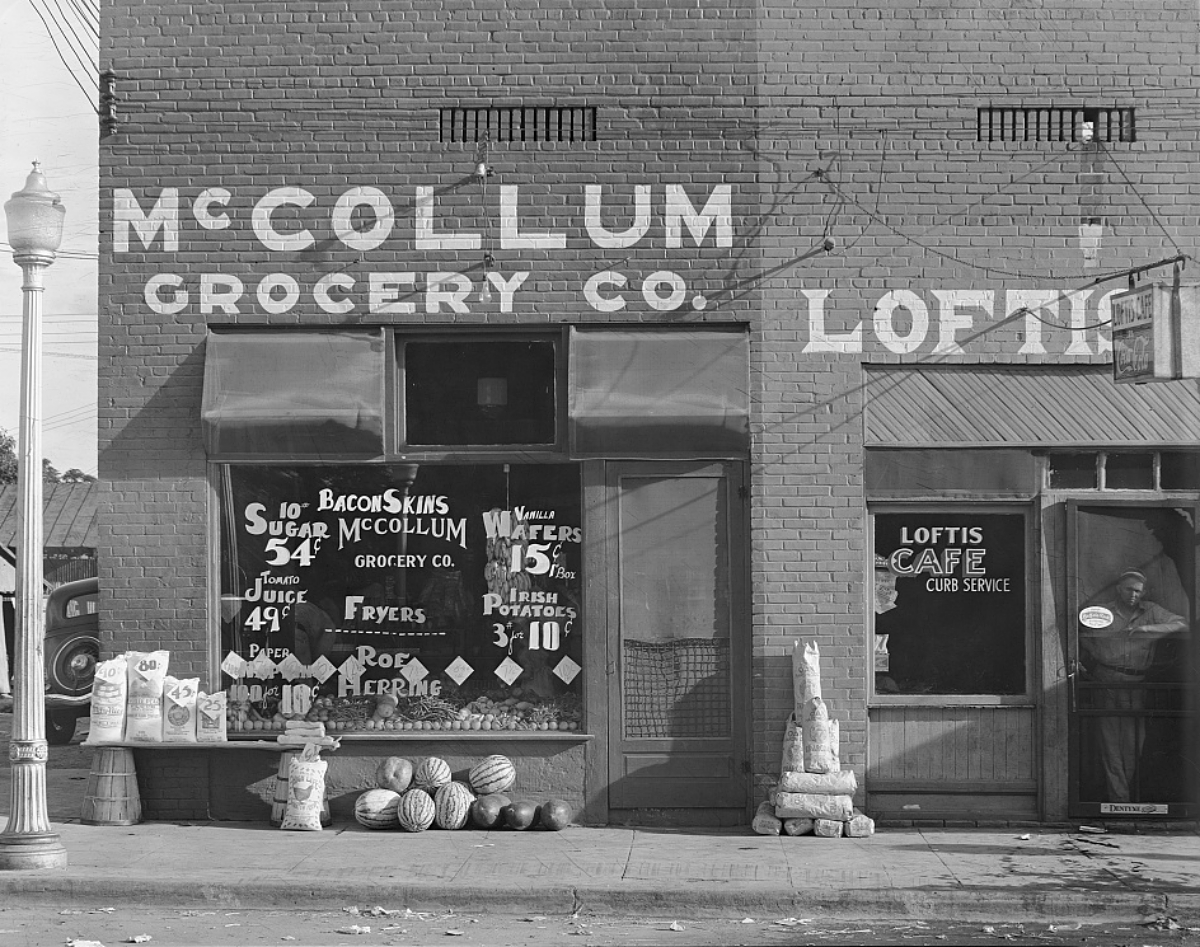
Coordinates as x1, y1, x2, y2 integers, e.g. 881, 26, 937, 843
0, 832, 68, 870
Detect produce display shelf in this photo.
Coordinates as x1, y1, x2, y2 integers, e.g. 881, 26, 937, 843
327, 731, 594, 742
83, 740, 292, 751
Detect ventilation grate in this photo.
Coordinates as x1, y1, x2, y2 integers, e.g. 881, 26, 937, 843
440, 107, 597, 143
977, 106, 1135, 143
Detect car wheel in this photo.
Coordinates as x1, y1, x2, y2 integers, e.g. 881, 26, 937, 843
46, 708, 78, 745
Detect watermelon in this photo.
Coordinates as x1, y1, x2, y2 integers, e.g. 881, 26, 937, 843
397, 788, 436, 832
539, 798, 572, 831
503, 799, 538, 830
375, 756, 413, 794
434, 781, 475, 830
469, 793, 510, 829
413, 757, 452, 794
469, 754, 515, 795
354, 788, 401, 829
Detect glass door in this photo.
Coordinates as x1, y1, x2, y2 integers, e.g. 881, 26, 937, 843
1068, 502, 1198, 818
606, 461, 749, 811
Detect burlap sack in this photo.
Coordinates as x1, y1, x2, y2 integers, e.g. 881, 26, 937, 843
778, 769, 857, 795
802, 697, 837, 774
783, 818, 814, 837
124, 650, 169, 742
773, 792, 854, 821
88, 655, 128, 743
814, 818, 844, 838
846, 810, 875, 838
751, 800, 782, 836
162, 676, 199, 743
792, 639, 822, 719
827, 719, 841, 771
281, 745, 328, 831
779, 712, 804, 774
195, 691, 228, 743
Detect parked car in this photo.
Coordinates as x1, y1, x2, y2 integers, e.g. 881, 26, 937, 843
43, 576, 99, 744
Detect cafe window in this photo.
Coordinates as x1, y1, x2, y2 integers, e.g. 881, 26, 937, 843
217, 463, 583, 734
872, 510, 1029, 698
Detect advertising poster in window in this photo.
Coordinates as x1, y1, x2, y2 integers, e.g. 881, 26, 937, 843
218, 464, 583, 734
873, 512, 1026, 696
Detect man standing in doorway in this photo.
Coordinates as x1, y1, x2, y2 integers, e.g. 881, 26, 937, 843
1079, 569, 1188, 803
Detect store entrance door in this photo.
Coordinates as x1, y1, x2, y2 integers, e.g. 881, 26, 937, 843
1067, 501, 1198, 818
605, 462, 749, 816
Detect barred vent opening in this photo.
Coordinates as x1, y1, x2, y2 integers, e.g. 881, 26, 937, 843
440, 107, 597, 143
977, 106, 1136, 143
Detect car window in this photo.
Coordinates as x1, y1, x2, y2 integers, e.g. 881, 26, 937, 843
64, 592, 98, 620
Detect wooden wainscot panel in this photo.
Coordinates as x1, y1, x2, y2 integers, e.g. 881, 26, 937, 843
868, 705, 1038, 821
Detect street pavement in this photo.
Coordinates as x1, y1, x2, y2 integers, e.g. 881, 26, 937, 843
0, 723, 1197, 924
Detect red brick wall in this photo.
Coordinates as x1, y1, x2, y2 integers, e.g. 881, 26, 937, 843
100, 0, 1200, 808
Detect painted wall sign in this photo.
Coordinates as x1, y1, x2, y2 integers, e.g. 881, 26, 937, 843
111, 183, 1119, 355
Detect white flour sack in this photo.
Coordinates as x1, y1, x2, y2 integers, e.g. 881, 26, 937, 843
779, 712, 804, 775
281, 745, 328, 832
195, 691, 228, 743
162, 676, 200, 742
124, 650, 170, 742
802, 697, 837, 774
88, 654, 128, 743
792, 639, 822, 717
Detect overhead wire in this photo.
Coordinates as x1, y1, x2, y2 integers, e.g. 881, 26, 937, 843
25, 0, 99, 114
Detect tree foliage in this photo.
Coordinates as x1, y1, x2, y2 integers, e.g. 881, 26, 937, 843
0, 428, 89, 484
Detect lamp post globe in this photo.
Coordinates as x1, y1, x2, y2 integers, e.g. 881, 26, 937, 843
0, 162, 68, 870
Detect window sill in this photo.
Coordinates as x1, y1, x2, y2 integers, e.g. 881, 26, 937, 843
869, 696, 1035, 709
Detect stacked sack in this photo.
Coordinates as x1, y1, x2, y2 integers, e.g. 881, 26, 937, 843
752, 639, 875, 839
87, 649, 230, 745
277, 719, 340, 750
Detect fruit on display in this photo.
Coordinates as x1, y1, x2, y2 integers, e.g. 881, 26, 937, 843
469, 755, 516, 795
354, 788, 401, 829
503, 799, 539, 831
413, 757, 453, 794
469, 793, 510, 829
397, 788, 437, 832
539, 798, 572, 831
226, 688, 582, 734
434, 781, 476, 830
375, 756, 414, 794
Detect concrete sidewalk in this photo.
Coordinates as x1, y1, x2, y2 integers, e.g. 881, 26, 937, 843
0, 766, 1197, 923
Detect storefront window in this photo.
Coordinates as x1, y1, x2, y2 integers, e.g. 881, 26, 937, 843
872, 511, 1027, 696
403, 338, 557, 447
218, 463, 583, 733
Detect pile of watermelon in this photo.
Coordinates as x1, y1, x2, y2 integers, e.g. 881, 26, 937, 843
353, 753, 572, 833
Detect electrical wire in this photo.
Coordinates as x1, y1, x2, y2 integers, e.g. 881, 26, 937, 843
26, 0, 99, 113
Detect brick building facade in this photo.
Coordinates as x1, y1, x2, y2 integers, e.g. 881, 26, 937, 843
99, 1, 1200, 825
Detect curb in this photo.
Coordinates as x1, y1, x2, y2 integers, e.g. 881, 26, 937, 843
0, 875, 1192, 923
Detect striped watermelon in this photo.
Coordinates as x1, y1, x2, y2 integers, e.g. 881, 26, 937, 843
469, 755, 515, 795
397, 788, 436, 832
434, 781, 475, 830
354, 788, 401, 829
413, 757, 452, 794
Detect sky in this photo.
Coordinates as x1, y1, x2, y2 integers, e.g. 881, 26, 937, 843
0, 0, 98, 477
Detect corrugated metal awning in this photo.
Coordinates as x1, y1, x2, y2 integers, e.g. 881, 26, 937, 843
864, 366, 1200, 447
0, 482, 98, 547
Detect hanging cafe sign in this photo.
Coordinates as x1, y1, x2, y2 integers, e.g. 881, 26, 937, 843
1110, 279, 1200, 383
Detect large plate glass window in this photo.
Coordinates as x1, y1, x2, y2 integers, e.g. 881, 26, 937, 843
217, 463, 583, 734
872, 510, 1028, 697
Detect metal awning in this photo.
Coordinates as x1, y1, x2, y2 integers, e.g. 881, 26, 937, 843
201, 329, 386, 458
864, 365, 1200, 447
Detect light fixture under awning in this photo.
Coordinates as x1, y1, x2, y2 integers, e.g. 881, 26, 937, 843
201, 329, 385, 458
568, 328, 750, 457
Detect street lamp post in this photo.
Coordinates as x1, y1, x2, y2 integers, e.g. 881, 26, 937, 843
0, 163, 68, 870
